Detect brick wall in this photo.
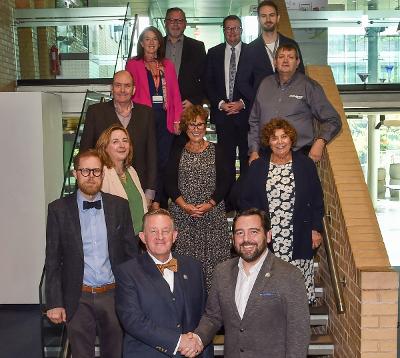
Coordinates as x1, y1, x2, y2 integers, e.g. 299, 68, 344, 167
0, 0, 17, 91
307, 65, 399, 358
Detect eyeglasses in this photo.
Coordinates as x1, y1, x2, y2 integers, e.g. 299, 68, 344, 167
188, 122, 206, 130
166, 18, 185, 24
224, 26, 242, 32
77, 168, 103, 177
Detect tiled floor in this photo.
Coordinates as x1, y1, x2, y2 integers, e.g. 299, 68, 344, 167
375, 196, 400, 266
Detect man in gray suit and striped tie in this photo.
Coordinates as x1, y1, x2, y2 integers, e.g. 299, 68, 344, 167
190, 208, 310, 358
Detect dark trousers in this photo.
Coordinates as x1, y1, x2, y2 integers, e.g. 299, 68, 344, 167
154, 109, 174, 208
66, 290, 122, 358
215, 117, 249, 188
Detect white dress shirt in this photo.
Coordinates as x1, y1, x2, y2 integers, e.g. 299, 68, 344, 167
148, 252, 174, 292
224, 41, 242, 99
235, 249, 268, 319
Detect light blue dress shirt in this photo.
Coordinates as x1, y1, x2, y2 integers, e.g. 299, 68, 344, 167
77, 190, 115, 286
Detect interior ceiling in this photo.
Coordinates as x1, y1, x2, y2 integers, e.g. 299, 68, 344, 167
94, 0, 255, 18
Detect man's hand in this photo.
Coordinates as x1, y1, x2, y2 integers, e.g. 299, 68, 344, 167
308, 139, 326, 162
182, 99, 193, 111
312, 230, 323, 249
248, 151, 259, 164
179, 332, 203, 357
46, 307, 66, 324
221, 101, 244, 115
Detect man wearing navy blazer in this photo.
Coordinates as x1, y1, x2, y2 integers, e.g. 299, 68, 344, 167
240, 0, 304, 92
115, 209, 213, 358
194, 209, 310, 358
164, 7, 206, 109
205, 15, 253, 190
45, 149, 138, 358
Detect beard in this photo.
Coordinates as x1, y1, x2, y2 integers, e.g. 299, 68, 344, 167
263, 23, 276, 33
78, 179, 102, 196
237, 239, 268, 263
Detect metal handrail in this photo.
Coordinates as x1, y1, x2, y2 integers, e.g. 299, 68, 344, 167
322, 214, 346, 314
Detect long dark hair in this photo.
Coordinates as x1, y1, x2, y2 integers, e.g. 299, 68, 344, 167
136, 26, 165, 61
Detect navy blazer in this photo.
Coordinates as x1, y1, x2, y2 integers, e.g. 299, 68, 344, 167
204, 42, 253, 126
45, 192, 138, 320
115, 252, 213, 358
239, 33, 305, 93
239, 151, 324, 260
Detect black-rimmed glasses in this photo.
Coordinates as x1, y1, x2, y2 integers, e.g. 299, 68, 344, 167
77, 168, 103, 177
188, 122, 206, 130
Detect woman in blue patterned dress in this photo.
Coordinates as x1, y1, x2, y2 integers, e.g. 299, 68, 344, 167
239, 118, 324, 303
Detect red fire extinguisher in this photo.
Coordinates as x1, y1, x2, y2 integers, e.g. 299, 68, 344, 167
50, 45, 60, 75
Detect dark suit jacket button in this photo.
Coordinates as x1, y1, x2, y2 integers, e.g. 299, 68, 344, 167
240, 348, 244, 352
240, 328, 244, 332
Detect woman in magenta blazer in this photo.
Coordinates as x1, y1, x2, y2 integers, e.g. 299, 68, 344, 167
126, 26, 182, 209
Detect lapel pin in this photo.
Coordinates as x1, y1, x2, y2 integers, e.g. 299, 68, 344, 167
183, 274, 188, 280
265, 272, 271, 278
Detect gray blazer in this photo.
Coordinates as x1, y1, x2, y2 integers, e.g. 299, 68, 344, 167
195, 252, 310, 358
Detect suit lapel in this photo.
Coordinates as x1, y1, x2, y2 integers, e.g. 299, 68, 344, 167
66, 193, 84, 258
142, 253, 178, 314
227, 259, 242, 322
173, 255, 192, 327
241, 252, 274, 322
102, 193, 115, 251
217, 44, 227, 97
179, 36, 188, 77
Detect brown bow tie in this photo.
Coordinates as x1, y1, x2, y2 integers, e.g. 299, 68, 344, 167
156, 258, 178, 274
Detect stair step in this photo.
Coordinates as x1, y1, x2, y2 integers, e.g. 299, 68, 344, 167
308, 334, 334, 356
213, 333, 334, 356
310, 304, 329, 326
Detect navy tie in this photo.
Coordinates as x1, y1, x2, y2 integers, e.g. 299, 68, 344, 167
83, 200, 101, 210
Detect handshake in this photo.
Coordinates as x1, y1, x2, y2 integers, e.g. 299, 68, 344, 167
178, 332, 204, 357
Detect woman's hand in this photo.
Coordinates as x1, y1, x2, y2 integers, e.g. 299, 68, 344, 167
183, 203, 203, 217
195, 202, 214, 215
312, 230, 323, 249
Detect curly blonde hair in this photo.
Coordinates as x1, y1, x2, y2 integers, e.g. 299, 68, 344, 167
95, 125, 133, 169
261, 118, 297, 147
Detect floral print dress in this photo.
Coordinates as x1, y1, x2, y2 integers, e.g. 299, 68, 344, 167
266, 161, 315, 303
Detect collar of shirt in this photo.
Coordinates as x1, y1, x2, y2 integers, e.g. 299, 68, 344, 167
148, 251, 173, 265
113, 101, 133, 112
148, 252, 174, 292
167, 35, 184, 44
77, 190, 102, 212
238, 248, 268, 277
225, 41, 242, 52
275, 71, 299, 88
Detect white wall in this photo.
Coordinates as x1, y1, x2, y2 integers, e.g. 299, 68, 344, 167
0, 92, 63, 303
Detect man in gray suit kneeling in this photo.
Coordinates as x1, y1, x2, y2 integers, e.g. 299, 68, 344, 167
191, 208, 310, 358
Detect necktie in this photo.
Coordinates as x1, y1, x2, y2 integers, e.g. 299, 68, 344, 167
83, 200, 102, 210
228, 47, 236, 101
156, 258, 178, 274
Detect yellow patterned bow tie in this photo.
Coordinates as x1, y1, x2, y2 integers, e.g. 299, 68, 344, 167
156, 258, 178, 274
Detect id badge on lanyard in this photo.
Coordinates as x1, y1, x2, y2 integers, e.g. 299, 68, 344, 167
152, 95, 163, 104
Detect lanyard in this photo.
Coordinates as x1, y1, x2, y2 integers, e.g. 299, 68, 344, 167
265, 38, 279, 62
